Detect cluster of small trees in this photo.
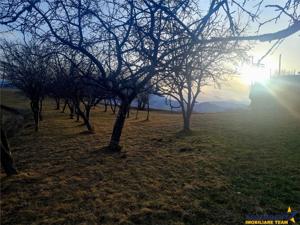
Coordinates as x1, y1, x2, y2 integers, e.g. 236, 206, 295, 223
0, 0, 299, 153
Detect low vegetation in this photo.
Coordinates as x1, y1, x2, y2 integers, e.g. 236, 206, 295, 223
1, 89, 299, 225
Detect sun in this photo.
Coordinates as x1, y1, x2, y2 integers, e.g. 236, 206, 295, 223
239, 64, 271, 84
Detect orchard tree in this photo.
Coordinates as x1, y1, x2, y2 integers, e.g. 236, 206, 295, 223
0, 41, 51, 131
160, 23, 247, 131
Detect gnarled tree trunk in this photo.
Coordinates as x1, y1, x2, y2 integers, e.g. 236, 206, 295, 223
61, 99, 68, 113
1, 128, 18, 176
75, 101, 94, 132
109, 100, 130, 151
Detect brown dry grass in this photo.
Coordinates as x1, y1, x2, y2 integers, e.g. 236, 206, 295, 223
1, 89, 300, 225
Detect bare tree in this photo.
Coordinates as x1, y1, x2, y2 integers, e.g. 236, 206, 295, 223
160, 18, 247, 131
0, 41, 51, 131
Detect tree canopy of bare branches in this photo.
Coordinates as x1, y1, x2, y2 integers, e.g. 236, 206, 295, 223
0, 0, 299, 150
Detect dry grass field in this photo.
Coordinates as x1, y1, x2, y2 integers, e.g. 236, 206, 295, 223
1, 89, 300, 225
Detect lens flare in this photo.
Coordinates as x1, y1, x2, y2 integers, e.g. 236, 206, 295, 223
240, 64, 271, 84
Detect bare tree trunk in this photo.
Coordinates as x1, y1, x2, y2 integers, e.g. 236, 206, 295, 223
68, 102, 75, 119
76, 107, 80, 122
127, 107, 130, 118
34, 111, 39, 131
39, 99, 43, 121
61, 100, 68, 113
182, 110, 191, 131
110, 98, 117, 114
109, 100, 129, 151
104, 99, 108, 112
146, 98, 150, 121
55, 97, 60, 110
1, 128, 18, 176
135, 108, 139, 119
86, 106, 91, 122
75, 102, 94, 132
31, 100, 39, 132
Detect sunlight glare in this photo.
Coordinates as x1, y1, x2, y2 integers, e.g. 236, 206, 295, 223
240, 64, 271, 84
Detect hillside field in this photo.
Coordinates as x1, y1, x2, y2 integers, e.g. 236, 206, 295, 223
1, 89, 300, 225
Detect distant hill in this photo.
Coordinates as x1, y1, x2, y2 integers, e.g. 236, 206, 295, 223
194, 101, 248, 113
133, 95, 249, 113
1, 84, 248, 113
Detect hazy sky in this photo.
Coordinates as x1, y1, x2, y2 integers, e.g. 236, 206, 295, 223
203, 32, 300, 104
199, 0, 300, 104
202, 17, 300, 103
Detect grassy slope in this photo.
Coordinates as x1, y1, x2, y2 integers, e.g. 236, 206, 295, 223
1, 88, 300, 225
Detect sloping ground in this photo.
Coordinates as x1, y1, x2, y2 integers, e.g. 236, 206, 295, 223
250, 75, 300, 118
1, 89, 300, 225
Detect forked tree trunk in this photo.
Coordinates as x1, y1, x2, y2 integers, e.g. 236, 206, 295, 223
110, 98, 117, 114
75, 102, 94, 132
61, 100, 68, 113
1, 128, 18, 176
109, 100, 130, 151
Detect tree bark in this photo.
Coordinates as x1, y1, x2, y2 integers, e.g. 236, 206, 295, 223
55, 97, 60, 110
108, 100, 130, 151
39, 99, 43, 121
86, 106, 91, 121
110, 98, 117, 114
68, 102, 75, 119
146, 98, 150, 121
182, 110, 191, 131
75, 102, 94, 132
104, 99, 108, 112
1, 128, 18, 176
61, 100, 68, 113
31, 100, 39, 132
76, 107, 80, 122
127, 107, 130, 118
